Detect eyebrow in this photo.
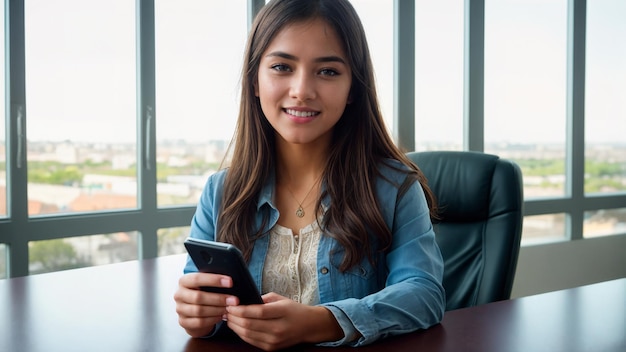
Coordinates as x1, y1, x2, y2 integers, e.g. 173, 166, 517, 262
265, 51, 347, 65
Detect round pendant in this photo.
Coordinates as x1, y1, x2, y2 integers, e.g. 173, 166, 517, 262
296, 207, 305, 218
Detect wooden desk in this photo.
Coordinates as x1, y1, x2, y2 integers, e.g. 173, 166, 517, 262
1, 254, 624, 352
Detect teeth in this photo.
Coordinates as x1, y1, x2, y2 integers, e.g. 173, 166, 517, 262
286, 109, 318, 117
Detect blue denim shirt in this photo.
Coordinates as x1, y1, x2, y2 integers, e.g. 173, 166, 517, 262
183, 160, 445, 346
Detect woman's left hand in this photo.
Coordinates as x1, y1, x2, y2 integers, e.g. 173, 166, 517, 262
225, 292, 344, 351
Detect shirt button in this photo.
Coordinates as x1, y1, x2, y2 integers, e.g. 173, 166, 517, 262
320, 267, 329, 274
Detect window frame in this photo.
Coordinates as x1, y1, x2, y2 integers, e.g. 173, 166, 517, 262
1, 0, 625, 278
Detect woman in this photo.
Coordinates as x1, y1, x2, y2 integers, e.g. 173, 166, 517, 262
174, 0, 445, 349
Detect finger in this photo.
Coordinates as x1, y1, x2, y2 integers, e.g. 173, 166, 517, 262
178, 316, 222, 339
261, 292, 288, 303
227, 315, 275, 337
178, 272, 233, 289
179, 315, 223, 331
227, 318, 292, 351
174, 285, 238, 307
175, 299, 227, 319
226, 303, 267, 319
226, 300, 289, 321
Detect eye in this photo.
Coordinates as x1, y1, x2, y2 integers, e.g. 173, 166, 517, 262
270, 63, 291, 72
319, 68, 339, 77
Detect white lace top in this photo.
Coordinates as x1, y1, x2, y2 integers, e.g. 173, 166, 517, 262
262, 221, 322, 305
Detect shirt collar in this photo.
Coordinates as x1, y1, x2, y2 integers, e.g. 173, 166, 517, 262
257, 167, 276, 210
256, 167, 331, 212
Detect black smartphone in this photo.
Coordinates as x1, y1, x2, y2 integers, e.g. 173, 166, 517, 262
184, 237, 263, 305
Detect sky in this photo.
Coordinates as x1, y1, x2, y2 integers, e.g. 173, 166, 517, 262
0, 0, 624, 145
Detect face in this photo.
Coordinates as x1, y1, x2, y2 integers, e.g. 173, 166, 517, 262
255, 18, 352, 147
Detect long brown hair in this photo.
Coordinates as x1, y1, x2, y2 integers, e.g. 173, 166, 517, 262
217, 0, 436, 271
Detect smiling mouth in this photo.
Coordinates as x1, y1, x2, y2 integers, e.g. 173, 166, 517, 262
284, 108, 320, 118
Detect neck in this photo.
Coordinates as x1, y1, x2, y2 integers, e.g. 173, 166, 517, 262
275, 141, 328, 186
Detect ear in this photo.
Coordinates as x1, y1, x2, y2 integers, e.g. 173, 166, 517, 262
254, 80, 259, 97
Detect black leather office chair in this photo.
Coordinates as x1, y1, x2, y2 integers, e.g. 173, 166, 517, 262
407, 151, 523, 311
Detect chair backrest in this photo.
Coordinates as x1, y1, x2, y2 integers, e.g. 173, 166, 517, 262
406, 151, 523, 310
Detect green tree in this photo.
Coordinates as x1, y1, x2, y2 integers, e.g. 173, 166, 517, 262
29, 239, 88, 273
515, 158, 565, 177
27, 162, 83, 185
585, 160, 622, 177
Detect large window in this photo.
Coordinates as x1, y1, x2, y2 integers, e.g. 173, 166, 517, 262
583, 0, 626, 238
1, 0, 625, 278
1, 0, 197, 278
351, 0, 394, 133
155, 0, 247, 208
484, 0, 569, 243
25, 0, 137, 216
414, 0, 464, 151
484, 0, 568, 198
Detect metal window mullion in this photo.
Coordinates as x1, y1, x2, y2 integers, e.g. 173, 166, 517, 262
22, 213, 149, 241
18, 208, 193, 241
247, 0, 265, 30
137, 0, 158, 259
522, 194, 626, 217
566, 0, 586, 240
524, 198, 574, 216
463, 0, 485, 152
393, 0, 415, 151
4, 0, 30, 278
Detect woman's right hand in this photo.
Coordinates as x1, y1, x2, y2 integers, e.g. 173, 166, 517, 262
173, 272, 239, 337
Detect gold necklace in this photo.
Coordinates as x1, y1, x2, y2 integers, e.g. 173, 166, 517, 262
285, 177, 321, 218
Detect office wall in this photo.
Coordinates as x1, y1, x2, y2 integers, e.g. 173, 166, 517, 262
511, 235, 626, 298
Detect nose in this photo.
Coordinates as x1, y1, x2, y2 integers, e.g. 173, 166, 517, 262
289, 71, 316, 101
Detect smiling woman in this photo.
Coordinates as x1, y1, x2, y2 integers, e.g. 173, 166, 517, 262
256, 18, 352, 147
174, 0, 445, 349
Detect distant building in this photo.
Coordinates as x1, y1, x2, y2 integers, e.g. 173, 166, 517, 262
69, 193, 136, 212
0, 186, 60, 215
55, 142, 79, 164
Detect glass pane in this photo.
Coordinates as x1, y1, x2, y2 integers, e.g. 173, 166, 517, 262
0, 244, 6, 279
350, 0, 394, 134
158, 226, 190, 256
415, 0, 464, 151
585, 0, 626, 195
514, 153, 566, 198
584, 208, 626, 239
154, 1, 247, 207
522, 213, 566, 244
0, 0, 5, 219
25, 0, 137, 216
29, 232, 138, 275
484, 0, 568, 199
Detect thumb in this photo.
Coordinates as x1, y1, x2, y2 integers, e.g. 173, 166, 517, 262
262, 292, 288, 303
